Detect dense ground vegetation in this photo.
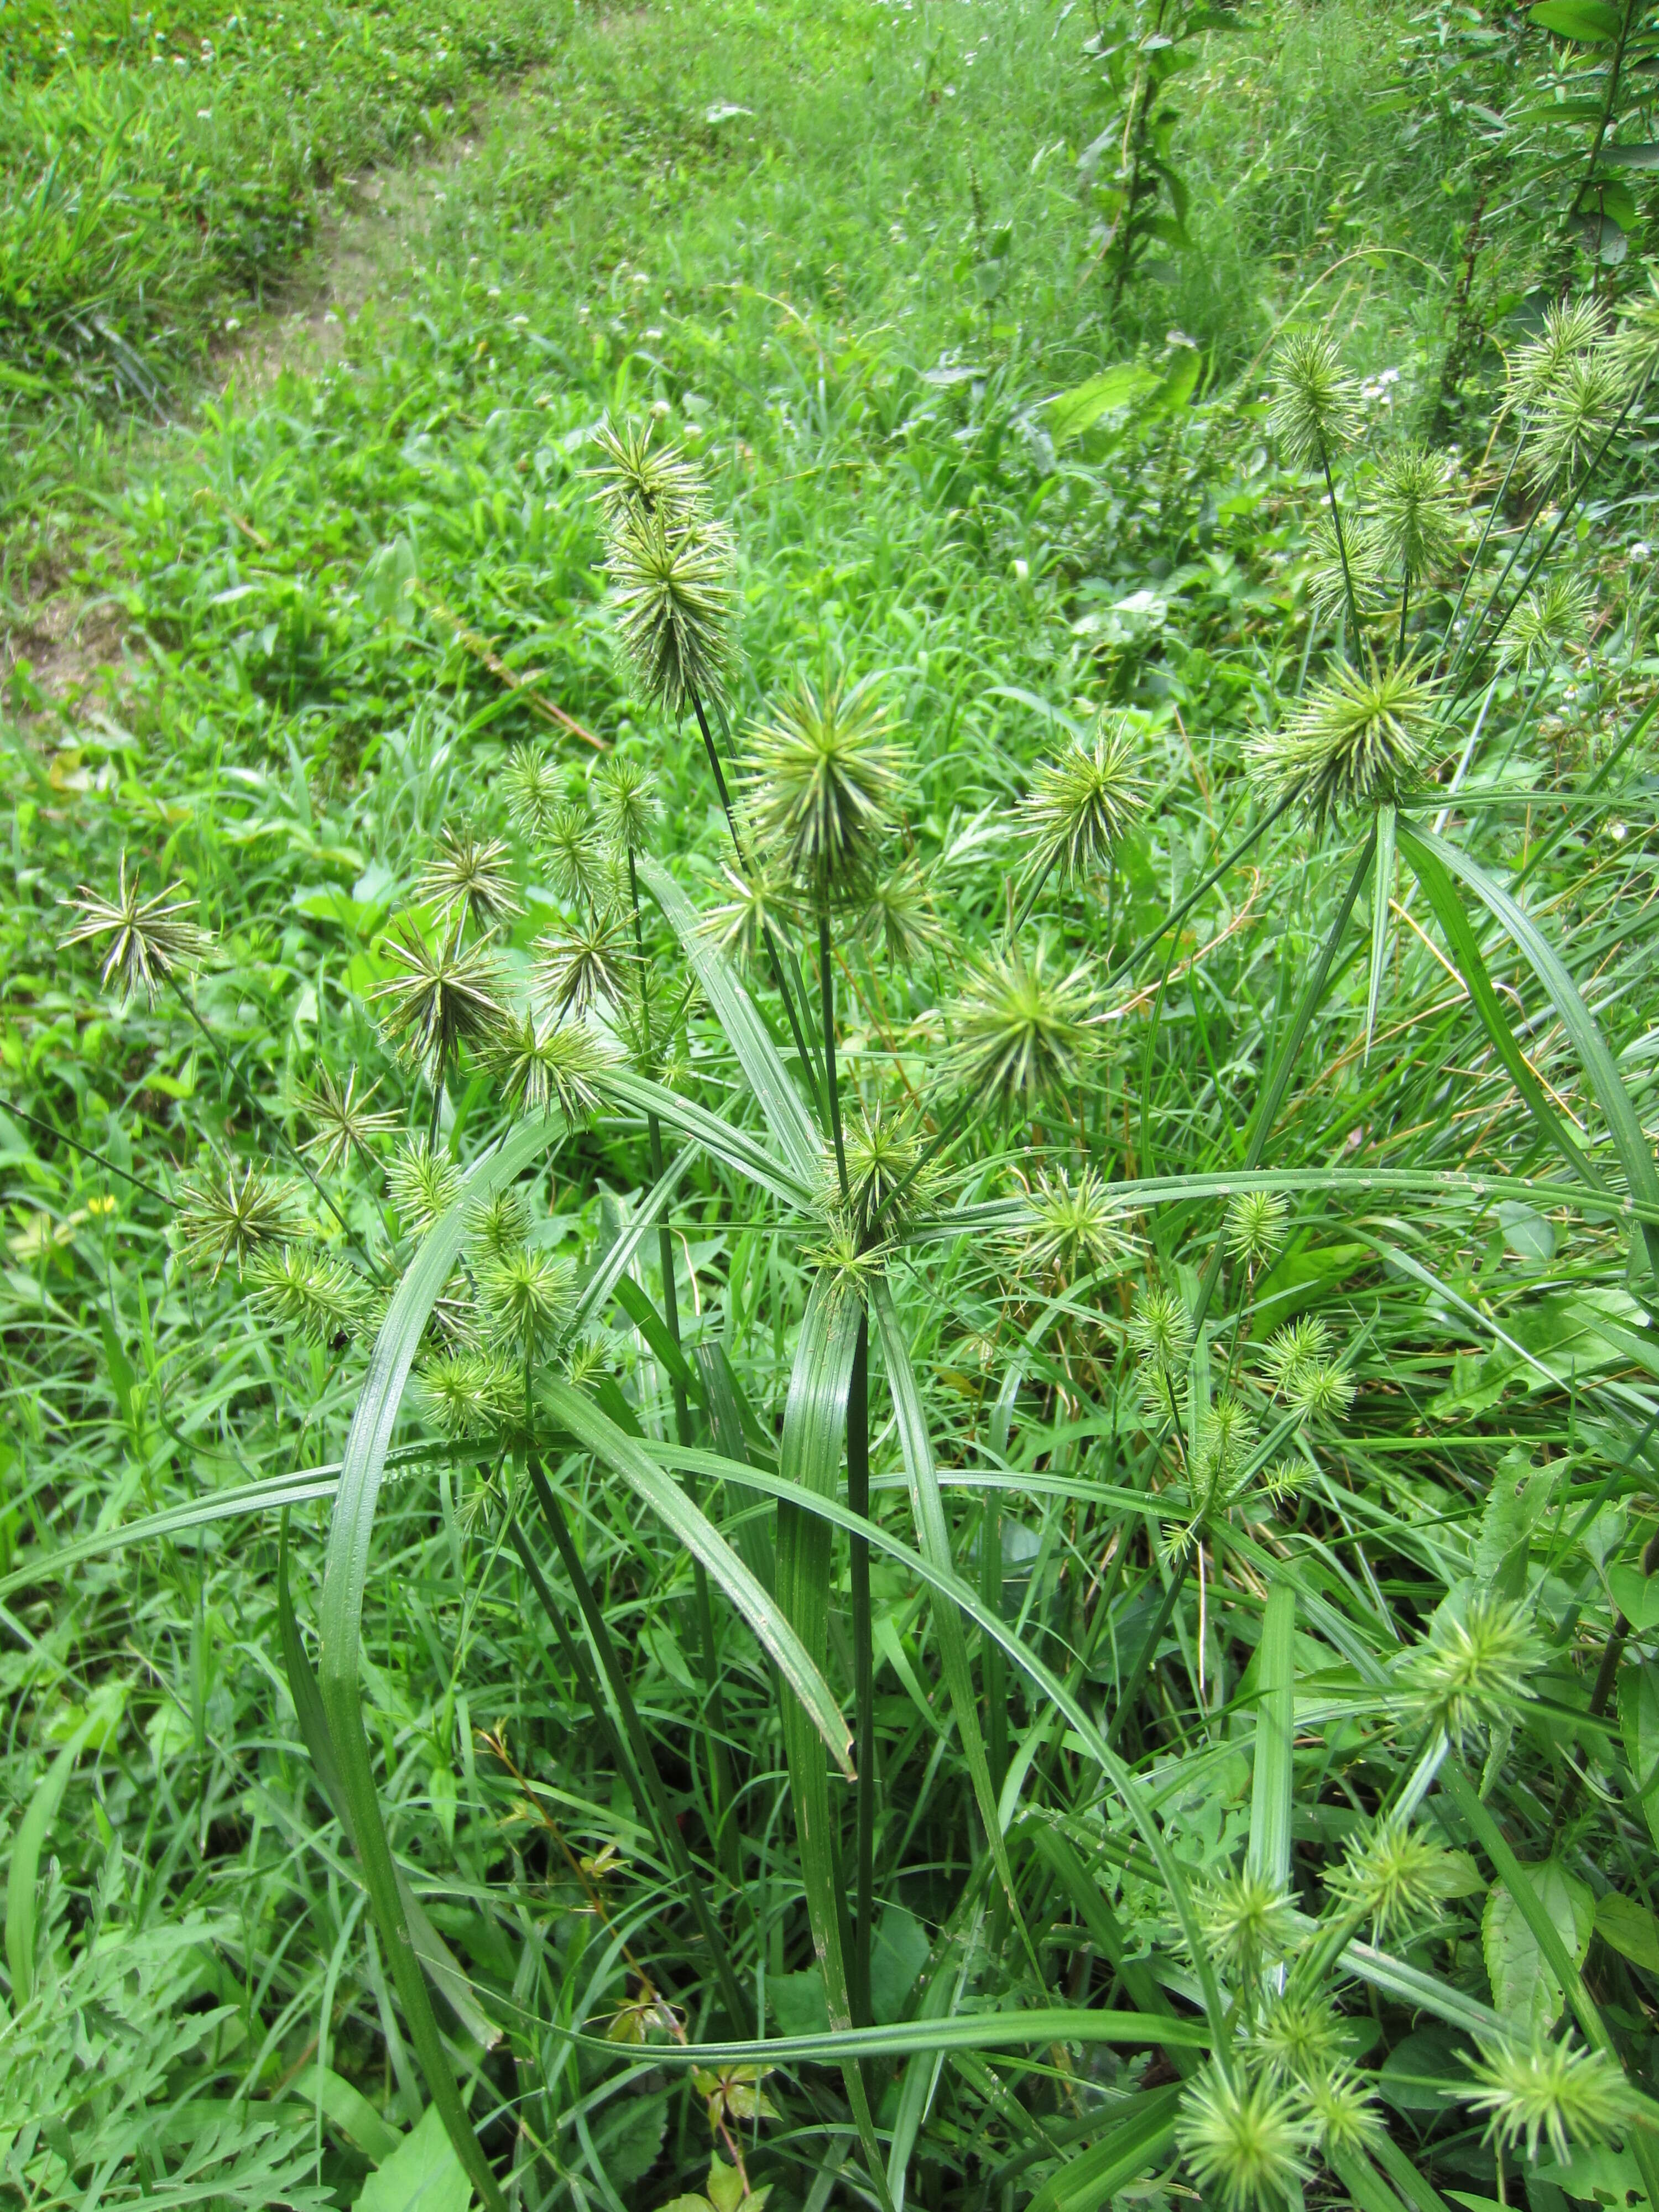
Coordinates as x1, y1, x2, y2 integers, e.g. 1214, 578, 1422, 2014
6, 0, 1659, 2206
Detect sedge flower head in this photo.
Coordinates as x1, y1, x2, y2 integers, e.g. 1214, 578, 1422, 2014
532, 912, 637, 1020
1303, 2064, 1384, 2157
1129, 1283, 1194, 1375
835, 1102, 940, 1241
1498, 573, 1594, 671
1304, 513, 1387, 624
502, 743, 565, 839
480, 1245, 576, 1354
1176, 2063, 1313, 2212
542, 804, 611, 913
1193, 1395, 1257, 1506
62, 854, 212, 1009
1612, 269, 1659, 393
1289, 1357, 1355, 1423
1020, 722, 1149, 885
468, 1187, 531, 1264
1260, 1455, 1306, 1509
1253, 1996, 1345, 2088
588, 416, 709, 532
418, 823, 521, 931
1250, 658, 1437, 825
1196, 1869, 1297, 1981
387, 1138, 463, 1235
246, 1243, 371, 1345
700, 856, 802, 968
1024, 1164, 1126, 1285
592, 755, 660, 857
299, 1065, 395, 1175
1372, 444, 1461, 581
175, 1162, 295, 1281
608, 507, 732, 713
1525, 347, 1626, 487
373, 919, 507, 1079
1329, 1809, 1470, 1942
487, 1008, 612, 1121
1262, 1316, 1331, 1394
418, 1347, 520, 1439
1269, 327, 1360, 467
1508, 296, 1610, 412
1466, 2033, 1639, 2167
744, 677, 909, 907
1226, 1188, 1287, 1270
859, 856, 945, 967
942, 942, 1097, 1113
1400, 1591, 1542, 1748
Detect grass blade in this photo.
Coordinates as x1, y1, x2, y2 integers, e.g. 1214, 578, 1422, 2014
1365, 800, 1396, 1064
1247, 1582, 1296, 1892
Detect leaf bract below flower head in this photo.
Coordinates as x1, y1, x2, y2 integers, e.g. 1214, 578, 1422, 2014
175, 1162, 296, 1280
943, 940, 1097, 1113
744, 675, 910, 908
608, 507, 732, 714
300, 1065, 395, 1174
1249, 658, 1436, 825
1269, 327, 1360, 468
1022, 1163, 1128, 1285
487, 1009, 612, 1121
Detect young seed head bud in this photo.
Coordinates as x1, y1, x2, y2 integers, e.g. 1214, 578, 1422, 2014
62, 854, 213, 1009
832, 1102, 940, 1241
373, 919, 507, 1079
502, 743, 565, 839
1249, 659, 1437, 825
700, 857, 804, 967
1371, 444, 1461, 582
1253, 1996, 1345, 2088
859, 856, 946, 968
588, 416, 709, 531
592, 755, 661, 857
1020, 721, 1149, 886
542, 803, 609, 912
745, 677, 909, 907
1193, 1394, 1257, 1507
1329, 1809, 1471, 1941
1304, 514, 1387, 625
300, 1065, 395, 1174
469, 1187, 531, 1264
531, 912, 637, 1020
1465, 2033, 1639, 2167
1498, 573, 1595, 671
1260, 1455, 1307, 1509
1262, 1316, 1331, 1394
1303, 2064, 1384, 2157
1225, 1188, 1287, 1269
175, 1162, 296, 1281
608, 508, 732, 713
1288, 1357, 1355, 1423
1176, 2064, 1313, 2212
1400, 1592, 1542, 1748
1023, 1164, 1126, 1285
1524, 348, 1626, 487
388, 1137, 463, 1235
1269, 328, 1360, 467
1509, 296, 1610, 413
486, 1008, 613, 1121
418, 823, 521, 931
1129, 1283, 1194, 1374
418, 1347, 519, 1439
942, 942, 1097, 1112
247, 1243, 371, 1344
480, 1245, 575, 1354
1196, 1868, 1298, 1981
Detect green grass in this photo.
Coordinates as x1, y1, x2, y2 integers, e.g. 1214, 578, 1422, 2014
4, 0, 1659, 2205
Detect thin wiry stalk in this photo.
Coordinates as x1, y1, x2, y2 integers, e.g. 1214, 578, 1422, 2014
1319, 439, 1364, 658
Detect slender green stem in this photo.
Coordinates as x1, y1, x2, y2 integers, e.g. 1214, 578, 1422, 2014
524, 1457, 750, 2028
1319, 438, 1363, 658
686, 684, 827, 1121
1434, 424, 1526, 682
1, 1099, 173, 1205
1397, 569, 1411, 658
625, 847, 733, 1865
978, 1485, 1007, 1803
847, 1306, 874, 2031
427, 1045, 445, 1151
820, 908, 849, 1204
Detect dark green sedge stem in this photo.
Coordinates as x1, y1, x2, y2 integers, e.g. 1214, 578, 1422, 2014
820, 909, 850, 1205
427, 1047, 445, 1151
170, 977, 384, 1284
625, 845, 734, 1864
1398, 571, 1411, 658
1320, 439, 1364, 660
525, 1456, 750, 2028
1553, 1528, 1659, 1837
1105, 1564, 1186, 1752
688, 684, 827, 1123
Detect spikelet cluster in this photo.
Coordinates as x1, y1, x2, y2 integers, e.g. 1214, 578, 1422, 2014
593, 418, 732, 713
